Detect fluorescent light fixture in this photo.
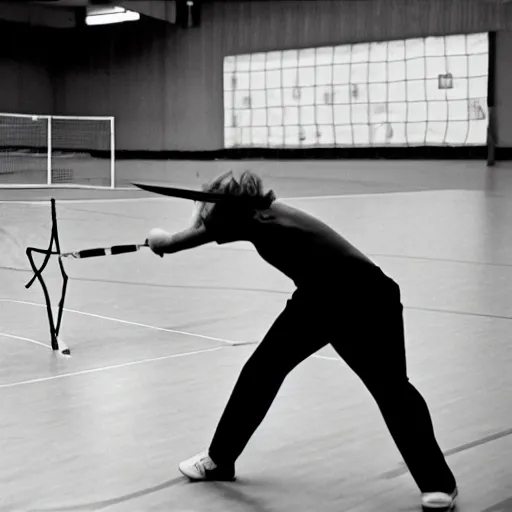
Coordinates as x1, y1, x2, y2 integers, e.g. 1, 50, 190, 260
87, 6, 126, 16
85, 6, 140, 26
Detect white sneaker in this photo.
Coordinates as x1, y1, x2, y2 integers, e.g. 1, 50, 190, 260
421, 487, 458, 510
178, 451, 236, 481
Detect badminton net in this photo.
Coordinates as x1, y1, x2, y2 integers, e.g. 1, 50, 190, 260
0, 113, 115, 188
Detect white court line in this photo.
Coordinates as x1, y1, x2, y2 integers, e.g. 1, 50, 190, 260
0, 346, 224, 389
1, 298, 340, 360
0, 332, 51, 350
284, 190, 437, 201
0, 196, 167, 205
0, 185, 134, 191
0, 298, 241, 346
0, 189, 441, 205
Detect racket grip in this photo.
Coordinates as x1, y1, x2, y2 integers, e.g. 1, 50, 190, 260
64, 244, 146, 259
74, 248, 109, 258
110, 244, 143, 255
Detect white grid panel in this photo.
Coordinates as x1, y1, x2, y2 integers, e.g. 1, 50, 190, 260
223, 33, 489, 148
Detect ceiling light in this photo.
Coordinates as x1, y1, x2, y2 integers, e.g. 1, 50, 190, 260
85, 6, 140, 26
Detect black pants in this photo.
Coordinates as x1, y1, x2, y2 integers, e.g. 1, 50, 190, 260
208, 266, 456, 493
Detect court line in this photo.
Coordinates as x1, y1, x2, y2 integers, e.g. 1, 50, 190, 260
0, 298, 240, 346
0, 346, 224, 389
0, 196, 165, 205
0, 298, 339, 362
0, 189, 440, 205
407, 305, 512, 322
371, 252, 512, 268
0, 332, 51, 350
481, 497, 512, 512
381, 426, 512, 479
10, 287, 507, 326
0, 185, 134, 191
285, 190, 437, 200
30, 477, 185, 512
216, 243, 512, 268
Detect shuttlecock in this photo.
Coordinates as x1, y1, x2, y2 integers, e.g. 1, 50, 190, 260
57, 337, 71, 357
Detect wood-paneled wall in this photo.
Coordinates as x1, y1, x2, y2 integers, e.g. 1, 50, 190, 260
4, 1, 512, 150
0, 22, 54, 115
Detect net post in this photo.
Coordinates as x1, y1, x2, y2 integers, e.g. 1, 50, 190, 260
486, 31, 496, 167
51, 197, 69, 344
47, 116, 52, 184
110, 116, 115, 188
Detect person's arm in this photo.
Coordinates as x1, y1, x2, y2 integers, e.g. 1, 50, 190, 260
147, 225, 214, 257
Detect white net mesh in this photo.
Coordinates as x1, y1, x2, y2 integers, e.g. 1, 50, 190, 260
0, 114, 114, 187
0, 115, 48, 185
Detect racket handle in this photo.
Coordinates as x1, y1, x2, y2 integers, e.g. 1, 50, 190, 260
61, 243, 147, 260
110, 244, 145, 256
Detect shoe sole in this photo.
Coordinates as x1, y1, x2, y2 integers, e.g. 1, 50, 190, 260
178, 466, 236, 482
422, 502, 456, 511
422, 488, 457, 511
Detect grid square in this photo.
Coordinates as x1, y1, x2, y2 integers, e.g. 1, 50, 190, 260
405, 38, 426, 60
351, 43, 370, 63
316, 46, 334, 66
333, 44, 352, 64
235, 55, 251, 72
266, 69, 282, 89
446, 55, 468, 77
369, 41, 389, 63
469, 53, 489, 78
250, 90, 267, 109
250, 53, 267, 71
446, 35, 469, 56
315, 65, 333, 86
335, 124, 354, 145
368, 83, 388, 104
282, 50, 299, 68
316, 105, 334, 125
369, 62, 386, 83
334, 105, 351, 125
388, 60, 406, 81
266, 52, 282, 70
268, 126, 284, 146
252, 108, 268, 127
250, 71, 266, 91
267, 90, 282, 108
300, 106, 316, 125
387, 40, 406, 62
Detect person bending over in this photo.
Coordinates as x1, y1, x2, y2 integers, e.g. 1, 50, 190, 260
146, 170, 457, 511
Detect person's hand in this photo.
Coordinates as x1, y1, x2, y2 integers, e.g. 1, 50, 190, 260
146, 228, 172, 258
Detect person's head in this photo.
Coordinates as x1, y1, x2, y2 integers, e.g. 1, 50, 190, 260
191, 170, 275, 228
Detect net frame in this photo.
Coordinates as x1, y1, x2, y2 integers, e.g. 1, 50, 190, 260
0, 113, 115, 189
25, 198, 70, 355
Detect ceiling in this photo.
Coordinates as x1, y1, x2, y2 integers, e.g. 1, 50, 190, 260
24, 0, 512, 6
18, 0, 512, 17
30, 0, 115, 5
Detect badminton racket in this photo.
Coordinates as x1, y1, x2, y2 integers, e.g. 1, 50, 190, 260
133, 181, 275, 208
59, 242, 148, 260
